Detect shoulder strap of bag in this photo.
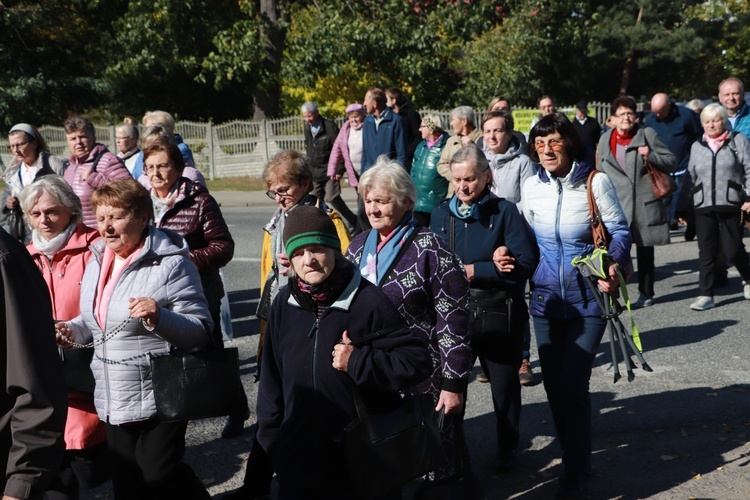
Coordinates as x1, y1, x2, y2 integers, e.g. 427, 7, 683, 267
587, 170, 608, 250
90, 150, 107, 173
349, 324, 403, 348
448, 217, 455, 251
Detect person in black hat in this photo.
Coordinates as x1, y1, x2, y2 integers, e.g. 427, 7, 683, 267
572, 100, 602, 158
255, 205, 431, 500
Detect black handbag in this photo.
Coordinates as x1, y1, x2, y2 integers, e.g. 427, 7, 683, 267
59, 346, 96, 394
414, 415, 484, 500
344, 391, 447, 499
343, 326, 447, 499
256, 270, 276, 321
468, 288, 512, 339
149, 346, 243, 422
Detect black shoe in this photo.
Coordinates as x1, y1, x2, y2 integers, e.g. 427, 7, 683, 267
556, 471, 589, 499
494, 451, 515, 474
669, 219, 679, 230
222, 409, 250, 439
684, 224, 696, 241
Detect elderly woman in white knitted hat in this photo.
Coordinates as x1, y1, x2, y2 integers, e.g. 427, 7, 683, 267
1, 123, 66, 243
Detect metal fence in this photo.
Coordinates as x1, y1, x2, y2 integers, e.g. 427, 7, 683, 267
0, 102, 616, 179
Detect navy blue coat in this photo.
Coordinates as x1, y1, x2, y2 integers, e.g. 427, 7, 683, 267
361, 108, 409, 173
256, 267, 431, 488
431, 195, 539, 351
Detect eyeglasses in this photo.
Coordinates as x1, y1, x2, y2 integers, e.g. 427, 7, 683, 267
144, 163, 174, 174
615, 112, 636, 119
533, 138, 566, 153
7, 141, 30, 151
266, 185, 292, 199
115, 136, 131, 141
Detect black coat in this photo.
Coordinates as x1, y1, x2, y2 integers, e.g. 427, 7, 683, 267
304, 119, 340, 182
256, 268, 432, 488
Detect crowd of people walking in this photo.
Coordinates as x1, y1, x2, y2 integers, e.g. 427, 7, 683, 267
2, 74, 750, 500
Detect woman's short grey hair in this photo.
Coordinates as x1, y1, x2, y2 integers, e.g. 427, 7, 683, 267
301, 102, 318, 114
450, 106, 476, 129
63, 116, 95, 138
700, 103, 729, 131
450, 146, 493, 189
116, 122, 139, 141
142, 110, 175, 134
358, 156, 417, 210
19, 175, 83, 226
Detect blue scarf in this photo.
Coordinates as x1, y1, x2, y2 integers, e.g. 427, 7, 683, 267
359, 212, 417, 285
448, 191, 492, 220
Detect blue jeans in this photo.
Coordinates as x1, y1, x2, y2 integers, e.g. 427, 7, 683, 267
533, 316, 606, 476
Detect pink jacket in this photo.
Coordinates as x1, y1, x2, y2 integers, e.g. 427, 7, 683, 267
27, 224, 105, 449
327, 121, 360, 187
64, 144, 132, 229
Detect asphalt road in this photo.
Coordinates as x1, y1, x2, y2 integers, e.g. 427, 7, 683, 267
84, 189, 750, 499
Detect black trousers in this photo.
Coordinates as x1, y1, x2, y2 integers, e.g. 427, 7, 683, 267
695, 210, 750, 296
106, 419, 210, 500
636, 244, 656, 298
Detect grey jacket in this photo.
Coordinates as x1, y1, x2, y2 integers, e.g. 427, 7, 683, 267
69, 226, 213, 425
485, 136, 536, 204
597, 127, 677, 247
688, 132, 750, 214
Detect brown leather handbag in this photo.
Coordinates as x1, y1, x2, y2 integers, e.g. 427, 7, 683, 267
644, 156, 676, 199
586, 170, 611, 250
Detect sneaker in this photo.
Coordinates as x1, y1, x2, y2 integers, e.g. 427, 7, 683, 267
690, 296, 715, 311
519, 358, 534, 386
743, 281, 750, 300
476, 370, 489, 383
634, 296, 655, 308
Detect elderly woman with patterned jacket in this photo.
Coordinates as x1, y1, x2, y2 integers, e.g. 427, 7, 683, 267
257, 205, 431, 499
432, 145, 539, 474
597, 96, 676, 308
521, 113, 632, 498
2, 123, 65, 243
55, 178, 213, 500
62, 116, 132, 229
411, 113, 449, 227
21, 176, 106, 499
345, 157, 472, 485
687, 103, 750, 311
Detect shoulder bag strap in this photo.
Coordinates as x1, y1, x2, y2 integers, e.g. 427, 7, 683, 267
587, 170, 608, 250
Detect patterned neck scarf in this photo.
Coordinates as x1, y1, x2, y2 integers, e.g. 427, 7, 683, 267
359, 211, 417, 285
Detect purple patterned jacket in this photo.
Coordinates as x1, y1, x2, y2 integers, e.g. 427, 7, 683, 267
346, 226, 472, 395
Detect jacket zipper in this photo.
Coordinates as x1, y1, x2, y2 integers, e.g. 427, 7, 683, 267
554, 179, 567, 315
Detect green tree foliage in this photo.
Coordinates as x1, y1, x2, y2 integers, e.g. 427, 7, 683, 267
105, 0, 251, 122
0, 1, 118, 128
278, 0, 503, 115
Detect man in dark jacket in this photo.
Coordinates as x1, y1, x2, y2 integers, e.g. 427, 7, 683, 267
302, 102, 356, 232
1, 228, 67, 498
386, 87, 422, 167
645, 93, 703, 240
572, 100, 601, 158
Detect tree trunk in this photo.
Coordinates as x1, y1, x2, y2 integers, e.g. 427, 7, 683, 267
253, 0, 284, 119
618, 1, 644, 96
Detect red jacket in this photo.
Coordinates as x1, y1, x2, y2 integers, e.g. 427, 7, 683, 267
27, 224, 105, 450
